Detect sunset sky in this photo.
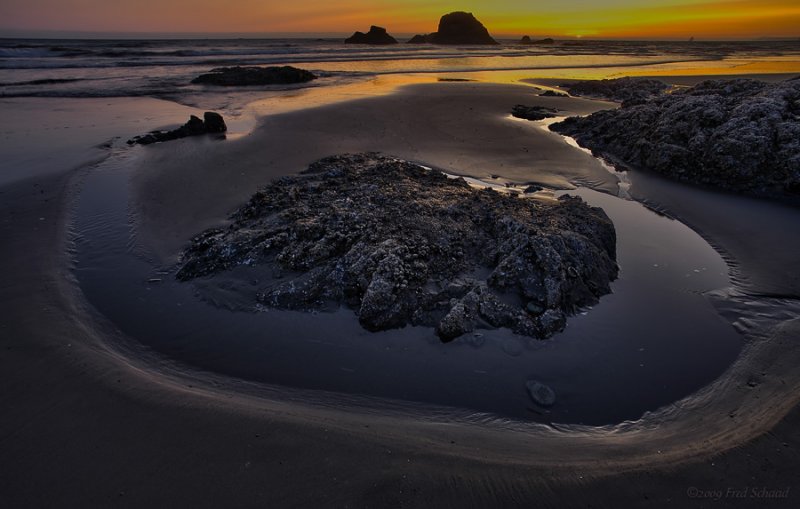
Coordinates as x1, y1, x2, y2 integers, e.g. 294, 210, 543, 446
1, 0, 799, 39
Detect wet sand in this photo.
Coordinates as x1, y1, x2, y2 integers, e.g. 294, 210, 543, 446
2, 80, 800, 507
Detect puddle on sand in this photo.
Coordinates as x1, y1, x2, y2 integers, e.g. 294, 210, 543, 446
72, 148, 742, 426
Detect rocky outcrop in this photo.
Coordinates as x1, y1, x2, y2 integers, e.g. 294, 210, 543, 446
192, 66, 316, 86
345, 26, 398, 45
407, 12, 498, 45
512, 105, 560, 121
521, 36, 554, 45
551, 77, 800, 198
127, 112, 227, 145
176, 154, 618, 340
565, 77, 669, 106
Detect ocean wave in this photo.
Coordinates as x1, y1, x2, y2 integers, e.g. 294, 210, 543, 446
0, 77, 84, 87
1, 38, 797, 99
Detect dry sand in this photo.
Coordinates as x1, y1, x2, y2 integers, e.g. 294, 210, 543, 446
2, 81, 799, 507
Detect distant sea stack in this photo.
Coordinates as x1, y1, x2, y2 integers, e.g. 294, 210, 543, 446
408, 12, 498, 45
520, 36, 555, 45
345, 26, 398, 45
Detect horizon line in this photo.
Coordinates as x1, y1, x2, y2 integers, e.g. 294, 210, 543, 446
1, 29, 798, 42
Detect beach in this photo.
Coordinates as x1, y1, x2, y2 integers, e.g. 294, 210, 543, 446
2, 38, 800, 507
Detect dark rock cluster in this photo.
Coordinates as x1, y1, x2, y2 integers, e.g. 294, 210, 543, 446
565, 77, 669, 106
407, 34, 430, 44
345, 26, 398, 45
520, 36, 555, 45
551, 77, 800, 198
511, 104, 560, 121
176, 154, 618, 341
192, 66, 317, 86
127, 112, 226, 145
408, 12, 498, 45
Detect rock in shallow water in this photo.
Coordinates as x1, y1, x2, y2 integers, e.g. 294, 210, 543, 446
176, 153, 618, 340
526, 380, 556, 407
127, 112, 227, 145
192, 66, 317, 86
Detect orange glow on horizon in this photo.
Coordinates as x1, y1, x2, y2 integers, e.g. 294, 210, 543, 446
1, 0, 799, 39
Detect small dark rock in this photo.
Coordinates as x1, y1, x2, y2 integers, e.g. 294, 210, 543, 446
185, 115, 205, 135
524, 185, 543, 194
203, 112, 227, 133
345, 26, 398, 45
526, 380, 556, 406
540, 90, 568, 97
511, 104, 560, 121
127, 112, 227, 145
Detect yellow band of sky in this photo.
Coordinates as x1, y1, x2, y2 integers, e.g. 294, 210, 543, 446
1, 0, 798, 38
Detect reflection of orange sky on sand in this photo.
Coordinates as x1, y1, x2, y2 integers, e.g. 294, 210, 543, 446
621, 59, 800, 78
2, 0, 800, 38
241, 57, 800, 117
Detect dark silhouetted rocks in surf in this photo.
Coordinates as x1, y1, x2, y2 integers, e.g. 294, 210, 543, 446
565, 77, 669, 106
345, 26, 398, 45
407, 34, 430, 44
521, 36, 555, 45
408, 12, 498, 45
192, 66, 316, 86
176, 153, 618, 341
432, 12, 498, 45
127, 112, 227, 145
203, 112, 227, 133
551, 78, 800, 198
511, 104, 560, 121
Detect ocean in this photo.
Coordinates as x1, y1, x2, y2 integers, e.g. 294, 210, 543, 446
2, 37, 799, 99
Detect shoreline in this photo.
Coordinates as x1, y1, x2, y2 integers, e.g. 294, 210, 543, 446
2, 77, 800, 506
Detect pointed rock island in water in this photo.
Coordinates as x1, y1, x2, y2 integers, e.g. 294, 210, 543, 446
408, 11, 498, 45
176, 154, 618, 341
345, 26, 398, 45
520, 36, 555, 45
